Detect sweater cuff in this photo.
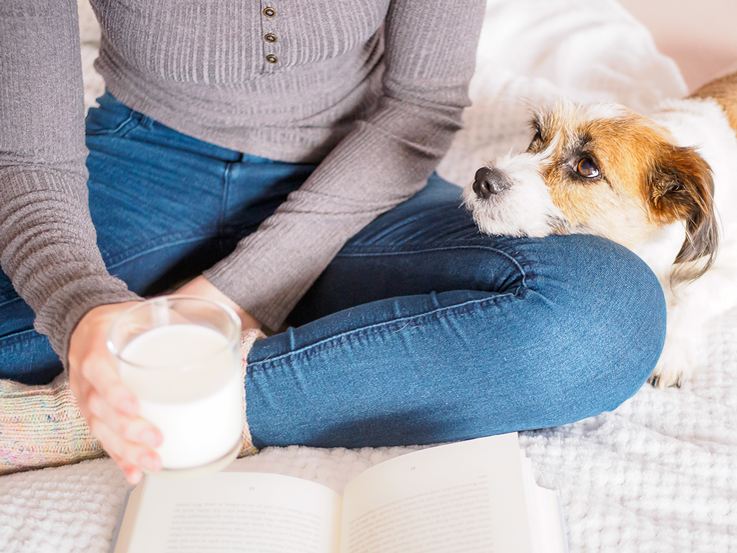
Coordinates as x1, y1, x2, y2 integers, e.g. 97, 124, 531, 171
34, 275, 141, 369
203, 236, 329, 332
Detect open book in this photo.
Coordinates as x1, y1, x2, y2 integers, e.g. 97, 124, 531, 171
110, 433, 568, 553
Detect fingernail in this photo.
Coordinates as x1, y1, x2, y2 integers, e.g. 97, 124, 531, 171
141, 430, 161, 448
119, 398, 137, 415
140, 454, 161, 472
126, 468, 142, 485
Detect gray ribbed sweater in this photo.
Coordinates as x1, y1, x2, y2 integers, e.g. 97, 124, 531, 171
0, 0, 485, 363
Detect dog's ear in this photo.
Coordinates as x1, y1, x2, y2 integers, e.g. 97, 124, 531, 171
649, 144, 719, 284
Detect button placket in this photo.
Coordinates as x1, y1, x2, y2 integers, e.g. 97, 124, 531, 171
261, 3, 280, 70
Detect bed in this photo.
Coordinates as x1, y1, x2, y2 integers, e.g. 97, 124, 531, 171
1, 1, 735, 551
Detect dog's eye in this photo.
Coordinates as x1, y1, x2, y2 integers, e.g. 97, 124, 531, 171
576, 157, 600, 178
527, 131, 543, 151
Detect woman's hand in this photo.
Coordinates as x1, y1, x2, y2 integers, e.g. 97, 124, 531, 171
175, 275, 262, 330
68, 301, 163, 485
67, 277, 259, 485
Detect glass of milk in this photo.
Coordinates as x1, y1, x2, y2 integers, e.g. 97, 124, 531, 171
107, 296, 243, 479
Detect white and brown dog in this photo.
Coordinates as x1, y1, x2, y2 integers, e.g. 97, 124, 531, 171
463, 72, 737, 388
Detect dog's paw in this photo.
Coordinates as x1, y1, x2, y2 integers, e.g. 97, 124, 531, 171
648, 338, 695, 389
648, 369, 686, 389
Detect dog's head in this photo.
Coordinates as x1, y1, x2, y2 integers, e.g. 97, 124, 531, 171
463, 101, 719, 283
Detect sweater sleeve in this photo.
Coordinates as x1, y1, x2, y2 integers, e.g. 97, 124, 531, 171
204, 0, 487, 330
0, 1, 139, 365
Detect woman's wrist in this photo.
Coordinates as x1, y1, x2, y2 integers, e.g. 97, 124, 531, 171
174, 275, 262, 330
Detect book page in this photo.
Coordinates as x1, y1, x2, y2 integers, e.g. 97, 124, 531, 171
127, 472, 342, 553
520, 452, 567, 553
339, 434, 533, 553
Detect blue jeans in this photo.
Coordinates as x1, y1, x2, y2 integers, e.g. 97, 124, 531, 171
0, 92, 666, 448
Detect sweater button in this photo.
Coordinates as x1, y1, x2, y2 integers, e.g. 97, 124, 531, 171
265, 54, 278, 64
264, 33, 277, 43
263, 7, 275, 17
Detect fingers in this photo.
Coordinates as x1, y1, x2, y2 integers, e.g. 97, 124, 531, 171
68, 301, 164, 483
87, 387, 161, 447
79, 349, 138, 417
109, 451, 144, 485
75, 360, 163, 484
90, 414, 162, 476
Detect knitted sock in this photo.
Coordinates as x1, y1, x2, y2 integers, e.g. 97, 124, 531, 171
237, 328, 264, 459
0, 371, 104, 474
0, 327, 265, 474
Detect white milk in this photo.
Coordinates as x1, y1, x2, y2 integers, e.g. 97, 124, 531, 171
119, 324, 243, 470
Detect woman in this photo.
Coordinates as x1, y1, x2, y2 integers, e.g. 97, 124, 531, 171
0, 0, 666, 484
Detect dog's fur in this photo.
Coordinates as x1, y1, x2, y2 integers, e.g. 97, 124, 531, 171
463, 72, 737, 388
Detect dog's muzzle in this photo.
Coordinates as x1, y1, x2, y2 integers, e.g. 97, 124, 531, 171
473, 167, 511, 199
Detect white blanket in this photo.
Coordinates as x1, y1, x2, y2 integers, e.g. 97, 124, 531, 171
2, 1, 736, 551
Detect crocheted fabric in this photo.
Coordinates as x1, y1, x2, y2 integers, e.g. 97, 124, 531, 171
0, 327, 265, 474
237, 328, 263, 459
0, 372, 104, 473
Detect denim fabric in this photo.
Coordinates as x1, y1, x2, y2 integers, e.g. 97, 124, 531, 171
0, 92, 667, 448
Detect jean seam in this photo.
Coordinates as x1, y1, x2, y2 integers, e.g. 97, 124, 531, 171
86, 114, 139, 137
0, 327, 46, 347
104, 233, 216, 270
0, 295, 24, 310
139, 114, 155, 130
221, 162, 233, 238
250, 288, 525, 370
337, 244, 531, 288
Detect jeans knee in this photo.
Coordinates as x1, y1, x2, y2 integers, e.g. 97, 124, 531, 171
535, 235, 667, 416
590, 236, 667, 375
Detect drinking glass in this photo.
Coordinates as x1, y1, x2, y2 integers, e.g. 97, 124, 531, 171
107, 296, 243, 479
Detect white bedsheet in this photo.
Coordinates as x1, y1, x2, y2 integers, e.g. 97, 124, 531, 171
2, 1, 735, 551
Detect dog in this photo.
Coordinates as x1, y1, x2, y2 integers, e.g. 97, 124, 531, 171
462, 72, 737, 388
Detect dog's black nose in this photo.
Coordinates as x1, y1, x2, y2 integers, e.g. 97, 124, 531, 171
473, 167, 510, 199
